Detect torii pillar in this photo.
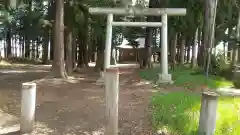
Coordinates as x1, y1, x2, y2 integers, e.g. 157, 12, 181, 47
159, 13, 171, 83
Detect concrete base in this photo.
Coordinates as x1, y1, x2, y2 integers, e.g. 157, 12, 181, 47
158, 73, 173, 84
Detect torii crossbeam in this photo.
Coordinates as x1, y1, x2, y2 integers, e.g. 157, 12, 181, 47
89, 7, 186, 83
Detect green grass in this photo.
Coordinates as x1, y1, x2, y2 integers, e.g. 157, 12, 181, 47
139, 66, 233, 89
139, 66, 240, 135
151, 92, 240, 135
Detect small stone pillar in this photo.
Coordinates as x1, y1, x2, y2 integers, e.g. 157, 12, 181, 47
104, 68, 119, 135
198, 91, 218, 135
20, 82, 36, 133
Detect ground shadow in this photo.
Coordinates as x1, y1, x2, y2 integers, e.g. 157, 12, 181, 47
0, 131, 20, 135
0, 65, 153, 135
0, 72, 48, 89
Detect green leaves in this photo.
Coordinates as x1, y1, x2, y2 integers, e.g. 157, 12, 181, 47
167, 0, 204, 37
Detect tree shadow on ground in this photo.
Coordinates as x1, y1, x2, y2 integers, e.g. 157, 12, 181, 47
0, 70, 49, 91
0, 131, 20, 135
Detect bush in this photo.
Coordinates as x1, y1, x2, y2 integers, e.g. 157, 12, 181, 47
210, 53, 232, 79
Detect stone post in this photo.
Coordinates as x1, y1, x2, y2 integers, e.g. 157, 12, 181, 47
198, 92, 218, 135
20, 82, 36, 133
104, 68, 119, 135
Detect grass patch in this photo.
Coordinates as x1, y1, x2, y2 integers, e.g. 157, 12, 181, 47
151, 92, 240, 135
139, 66, 233, 89
139, 66, 239, 134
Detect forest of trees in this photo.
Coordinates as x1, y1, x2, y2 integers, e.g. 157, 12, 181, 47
0, 0, 239, 79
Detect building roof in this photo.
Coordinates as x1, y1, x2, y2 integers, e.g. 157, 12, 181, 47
116, 38, 145, 49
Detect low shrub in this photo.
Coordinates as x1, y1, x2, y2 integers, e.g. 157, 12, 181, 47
210, 53, 233, 79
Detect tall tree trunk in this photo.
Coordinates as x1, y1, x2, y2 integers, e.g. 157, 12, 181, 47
144, 27, 153, 68
228, 26, 233, 62
143, 0, 159, 68
77, 37, 84, 68
231, 45, 238, 67
198, 26, 205, 66
227, 2, 233, 63
180, 34, 185, 64
95, 36, 104, 72
25, 36, 30, 58
14, 35, 17, 57
197, 27, 202, 66
43, 31, 49, 64
4, 39, 6, 58
232, 12, 240, 68
64, 30, 67, 61
52, 0, 67, 78
191, 28, 198, 68
72, 30, 77, 69
31, 40, 35, 59
238, 48, 240, 63
88, 28, 93, 64
83, 13, 89, 67
66, 29, 73, 75
6, 0, 17, 58
82, 41, 88, 66
223, 41, 227, 61
20, 35, 24, 57
50, 32, 54, 60
23, 0, 32, 59
203, 0, 218, 77
6, 27, 11, 58
48, 1, 55, 61
36, 38, 40, 59
198, 27, 202, 47
95, 49, 104, 72
186, 36, 192, 63
202, 0, 210, 69
77, 13, 89, 68
171, 33, 177, 65
187, 46, 191, 63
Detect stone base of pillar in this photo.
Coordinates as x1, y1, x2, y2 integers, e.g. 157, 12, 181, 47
95, 72, 105, 85
158, 73, 173, 84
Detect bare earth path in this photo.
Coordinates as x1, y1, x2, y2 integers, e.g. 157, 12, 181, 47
0, 65, 153, 135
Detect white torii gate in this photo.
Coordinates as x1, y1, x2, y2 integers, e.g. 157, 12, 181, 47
89, 7, 186, 83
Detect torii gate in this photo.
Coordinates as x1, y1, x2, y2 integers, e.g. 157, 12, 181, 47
89, 7, 186, 83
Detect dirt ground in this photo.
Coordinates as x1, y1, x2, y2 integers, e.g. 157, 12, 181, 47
0, 64, 154, 135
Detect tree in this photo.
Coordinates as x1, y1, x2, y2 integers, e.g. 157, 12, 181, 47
1, 0, 239, 76
52, 0, 67, 78
203, 0, 218, 77
143, 0, 157, 69
231, 0, 240, 68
